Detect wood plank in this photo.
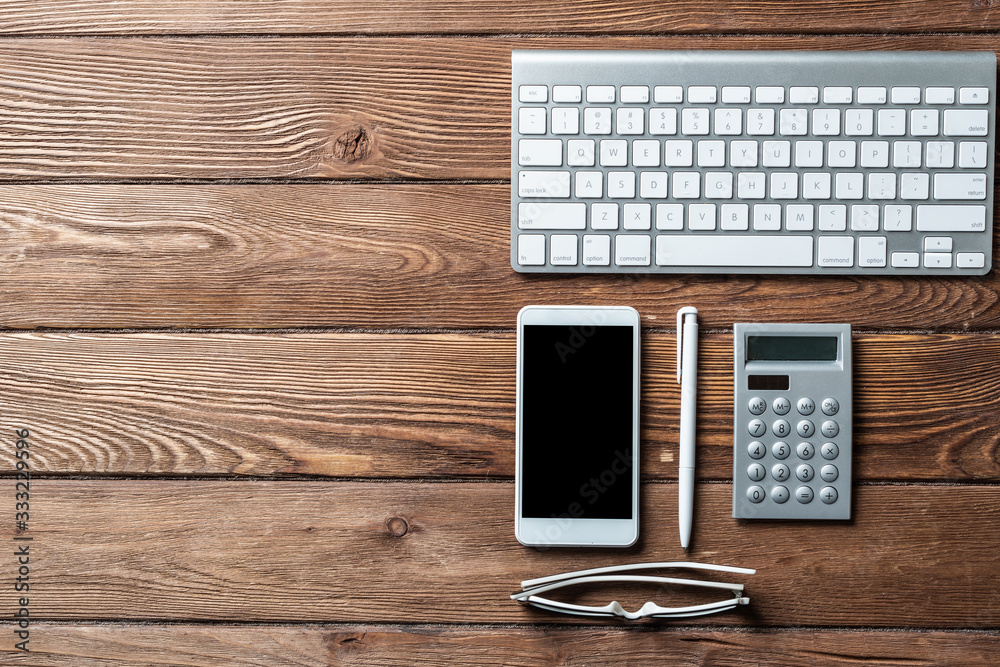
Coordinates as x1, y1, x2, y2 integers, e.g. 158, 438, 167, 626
2, 184, 998, 330
5, 625, 999, 665
5, 481, 1000, 626
1, 332, 998, 481
2, 1, 999, 36
0, 36, 998, 180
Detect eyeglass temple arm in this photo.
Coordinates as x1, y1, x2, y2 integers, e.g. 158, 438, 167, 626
520, 561, 756, 590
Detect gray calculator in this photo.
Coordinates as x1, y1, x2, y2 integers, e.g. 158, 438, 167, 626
733, 323, 852, 520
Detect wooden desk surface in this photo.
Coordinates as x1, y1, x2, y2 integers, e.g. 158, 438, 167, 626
1, 2, 999, 664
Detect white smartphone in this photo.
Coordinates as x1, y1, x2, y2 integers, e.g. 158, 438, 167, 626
515, 305, 641, 547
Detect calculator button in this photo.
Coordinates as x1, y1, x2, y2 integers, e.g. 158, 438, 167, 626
748, 419, 767, 437
797, 442, 815, 459
821, 464, 839, 482
747, 463, 766, 481
748, 441, 766, 459
797, 397, 816, 415
820, 487, 839, 504
748, 397, 767, 415
772, 441, 790, 459
747, 486, 765, 503
796, 464, 815, 482
771, 485, 790, 503
821, 397, 840, 415
772, 463, 790, 481
796, 420, 816, 438
772, 419, 791, 438
821, 420, 840, 438
772, 397, 791, 415
796, 486, 814, 503
821, 442, 840, 460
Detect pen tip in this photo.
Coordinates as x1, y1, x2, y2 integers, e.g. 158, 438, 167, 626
682, 547, 687, 553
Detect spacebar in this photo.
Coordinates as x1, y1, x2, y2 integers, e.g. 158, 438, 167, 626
656, 235, 814, 267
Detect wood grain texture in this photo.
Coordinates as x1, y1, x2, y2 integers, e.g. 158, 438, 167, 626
3, 625, 999, 666
0, 36, 998, 180
2, 1, 999, 35
4, 481, 1000, 626
0, 332, 997, 480
1, 184, 998, 330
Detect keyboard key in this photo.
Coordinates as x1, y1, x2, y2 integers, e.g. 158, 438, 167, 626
518, 108, 546, 134
869, 173, 898, 202
877, 109, 906, 136
823, 87, 853, 104
616, 108, 645, 134
550, 234, 578, 265
884, 204, 913, 231
858, 236, 887, 267
583, 107, 612, 134
956, 252, 986, 268
518, 139, 562, 166
924, 252, 952, 268
960, 87, 989, 104
891, 86, 920, 104
518, 85, 548, 103
944, 109, 989, 136
789, 86, 819, 104
818, 236, 854, 267
926, 141, 955, 168
616, 235, 651, 266
633, 141, 661, 167
551, 107, 579, 135
582, 234, 611, 265
567, 139, 595, 166
934, 173, 988, 200
715, 108, 742, 135
653, 85, 683, 103
586, 85, 615, 103
620, 85, 649, 103
857, 86, 887, 104
845, 108, 874, 136
891, 252, 920, 267
959, 141, 988, 168
649, 108, 678, 135
575, 171, 603, 198
924, 236, 953, 252
779, 109, 808, 135
688, 86, 717, 103
682, 108, 710, 135
517, 234, 545, 265
722, 86, 751, 103
517, 202, 585, 229
518, 171, 570, 198
910, 109, 939, 136
925, 87, 955, 104
591, 203, 618, 229
552, 85, 582, 103
755, 86, 785, 103
656, 235, 813, 267
916, 205, 987, 231
600, 140, 628, 166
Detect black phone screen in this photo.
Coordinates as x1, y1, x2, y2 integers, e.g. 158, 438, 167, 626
520, 324, 635, 520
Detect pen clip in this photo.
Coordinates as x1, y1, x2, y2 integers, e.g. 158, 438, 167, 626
676, 307, 698, 384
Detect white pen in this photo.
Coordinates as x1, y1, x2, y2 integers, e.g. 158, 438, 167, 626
676, 307, 699, 552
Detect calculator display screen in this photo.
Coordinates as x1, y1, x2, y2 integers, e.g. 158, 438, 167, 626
747, 335, 838, 362
520, 324, 635, 520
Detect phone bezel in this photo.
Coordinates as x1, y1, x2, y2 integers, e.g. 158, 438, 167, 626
515, 305, 641, 547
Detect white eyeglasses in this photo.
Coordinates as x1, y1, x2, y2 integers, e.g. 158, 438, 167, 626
511, 561, 755, 620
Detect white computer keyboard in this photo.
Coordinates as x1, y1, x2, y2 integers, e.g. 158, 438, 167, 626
511, 50, 995, 275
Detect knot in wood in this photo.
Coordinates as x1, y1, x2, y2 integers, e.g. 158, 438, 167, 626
332, 125, 373, 162
385, 516, 409, 537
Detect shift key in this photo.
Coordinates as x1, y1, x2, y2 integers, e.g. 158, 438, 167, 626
916, 205, 987, 232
